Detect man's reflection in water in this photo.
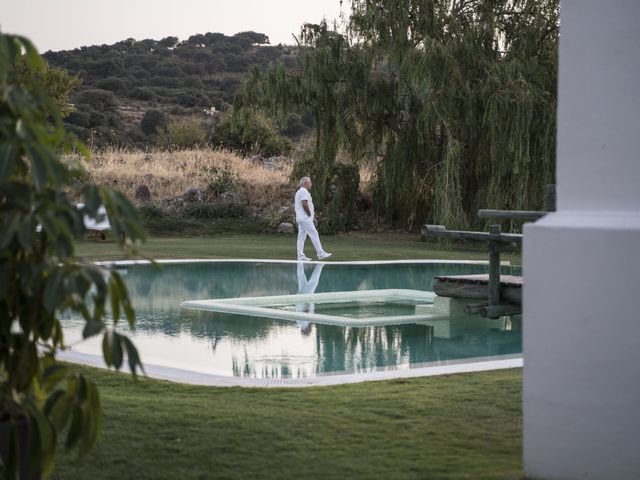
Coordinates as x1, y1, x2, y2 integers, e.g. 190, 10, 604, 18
295, 262, 325, 335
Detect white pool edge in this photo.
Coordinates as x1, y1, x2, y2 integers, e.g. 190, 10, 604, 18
96, 258, 511, 266
58, 350, 523, 388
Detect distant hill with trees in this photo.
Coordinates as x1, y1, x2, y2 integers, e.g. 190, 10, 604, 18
43, 32, 308, 149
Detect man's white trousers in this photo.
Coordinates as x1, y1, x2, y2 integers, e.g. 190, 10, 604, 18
296, 219, 324, 258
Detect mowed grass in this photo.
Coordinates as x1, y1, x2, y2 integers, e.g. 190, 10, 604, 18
77, 232, 521, 264
51, 366, 522, 480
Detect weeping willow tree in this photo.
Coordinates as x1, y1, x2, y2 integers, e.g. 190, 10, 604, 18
237, 0, 558, 229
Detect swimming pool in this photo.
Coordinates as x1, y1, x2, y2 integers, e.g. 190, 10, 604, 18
60, 260, 522, 384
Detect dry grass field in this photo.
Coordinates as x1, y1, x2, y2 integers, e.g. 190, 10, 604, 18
72, 148, 296, 214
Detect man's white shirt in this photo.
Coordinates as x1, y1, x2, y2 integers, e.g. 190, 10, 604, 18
294, 186, 314, 222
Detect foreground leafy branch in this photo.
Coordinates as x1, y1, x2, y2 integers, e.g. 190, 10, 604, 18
1, 31, 146, 478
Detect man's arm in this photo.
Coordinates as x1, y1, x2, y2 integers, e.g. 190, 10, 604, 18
301, 199, 311, 217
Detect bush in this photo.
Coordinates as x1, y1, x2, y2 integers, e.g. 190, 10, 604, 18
73, 88, 118, 111
129, 86, 156, 101
205, 164, 238, 195
66, 108, 91, 127
138, 204, 165, 220
157, 118, 207, 149
260, 134, 293, 157
95, 76, 128, 93
183, 202, 247, 219
140, 109, 167, 136
212, 108, 293, 157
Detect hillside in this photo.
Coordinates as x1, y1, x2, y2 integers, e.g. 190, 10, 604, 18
66, 147, 379, 236
43, 32, 306, 148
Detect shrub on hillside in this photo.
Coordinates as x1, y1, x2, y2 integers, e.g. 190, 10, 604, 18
138, 204, 166, 220
212, 108, 292, 157
140, 109, 167, 136
183, 202, 247, 219
157, 118, 207, 149
205, 164, 238, 196
260, 135, 293, 157
129, 86, 156, 101
73, 88, 118, 111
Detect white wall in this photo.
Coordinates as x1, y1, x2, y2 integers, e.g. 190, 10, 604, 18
523, 1, 640, 478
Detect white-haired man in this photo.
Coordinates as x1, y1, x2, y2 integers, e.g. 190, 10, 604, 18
294, 176, 332, 261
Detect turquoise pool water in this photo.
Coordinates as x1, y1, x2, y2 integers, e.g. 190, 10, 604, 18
62, 261, 522, 379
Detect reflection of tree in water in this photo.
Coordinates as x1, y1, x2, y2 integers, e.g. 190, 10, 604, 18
314, 322, 522, 373
181, 309, 276, 345
122, 263, 299, 313
122, 261, 522, 314
314, 324, 435, 373
109, 303, 278, 345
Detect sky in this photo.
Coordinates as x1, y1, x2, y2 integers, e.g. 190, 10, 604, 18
1, 0, 349, 53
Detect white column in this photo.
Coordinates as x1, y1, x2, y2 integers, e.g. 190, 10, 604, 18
523, 1, 640, 479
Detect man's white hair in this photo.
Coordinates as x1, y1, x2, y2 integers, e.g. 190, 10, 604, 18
299, 176, 311, 186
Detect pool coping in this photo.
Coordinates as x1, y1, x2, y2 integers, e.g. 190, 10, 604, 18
97, 258, 511, 266
58, 349, 523, 388
72, 257, 521, 387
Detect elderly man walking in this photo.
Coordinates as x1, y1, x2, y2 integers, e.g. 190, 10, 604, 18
295, 176, 332, 261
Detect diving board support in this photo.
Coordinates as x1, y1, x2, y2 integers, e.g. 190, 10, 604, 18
422, 223, 522, 318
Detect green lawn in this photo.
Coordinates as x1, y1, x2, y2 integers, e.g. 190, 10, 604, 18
57, 233, 523, 479
77, 232, 521, 264
52, 366, 522, 480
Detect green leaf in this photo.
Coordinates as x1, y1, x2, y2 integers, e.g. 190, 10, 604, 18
111, 331, 124, 369
43, 269, 65, 313
64, 405, 84, 451
109, 275, 121, 323
0, 35, 10, 74
123, 298, 135, 328
5, 180, 32, 211
0, 211, 21, 249
25, 143, 52, 191
17, 218, 33, 250
53, 233, 73, 259
74, 139, 91, 160
50, 392, 74, 432
16, 35, 43, 71
0, 143, 18, 182
25, 402, 56, 477
82, 319, 104, 339
77, 381, 102, 459
110, 272, 135, 326
85, 265, 108, 302
83, 185, 101, 215
2, 419, 19, 478
123, 335, 145, 378
42, 363, 68, 391
102, 331, 113, 366
0, 260, 8, 299
76, 375, 88, 403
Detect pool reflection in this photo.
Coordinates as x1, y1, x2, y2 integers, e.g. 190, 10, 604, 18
62, 261, 522, 378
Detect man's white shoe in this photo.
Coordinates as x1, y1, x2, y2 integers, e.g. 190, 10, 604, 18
297, 255, 312, 261
317, 252, 332, 260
